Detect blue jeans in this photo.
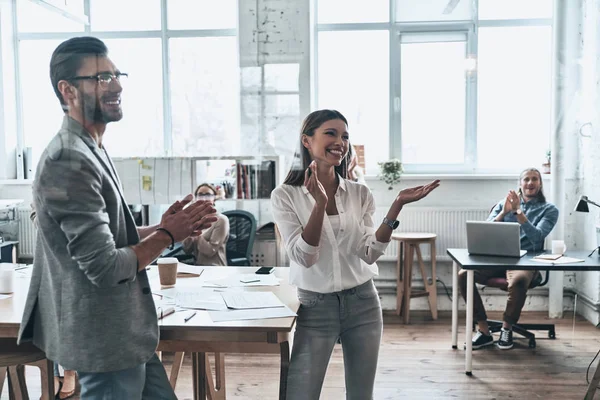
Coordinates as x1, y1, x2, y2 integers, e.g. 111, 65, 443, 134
77, 353, 176, 400
286, 279, 383, 400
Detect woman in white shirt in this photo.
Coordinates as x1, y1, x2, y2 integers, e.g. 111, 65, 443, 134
272, 109, 439, 400
182, 183, 230, 266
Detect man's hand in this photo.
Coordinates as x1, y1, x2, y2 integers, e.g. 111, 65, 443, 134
159, 195, 217, 242
503, 190, 520, 213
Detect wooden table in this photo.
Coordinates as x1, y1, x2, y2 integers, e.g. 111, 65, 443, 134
0, 265, 299, 400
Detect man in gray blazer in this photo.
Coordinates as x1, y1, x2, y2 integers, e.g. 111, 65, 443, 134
18, 36, 216, 399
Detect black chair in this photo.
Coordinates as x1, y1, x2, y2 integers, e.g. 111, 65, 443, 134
483, 269, 556, 348
157, 242, 195, 264
222, 210, 257, 266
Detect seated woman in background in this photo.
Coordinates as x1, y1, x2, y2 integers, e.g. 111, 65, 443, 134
182, 183, 230, 266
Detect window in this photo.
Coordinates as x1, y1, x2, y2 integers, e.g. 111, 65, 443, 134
477, 26, 552, 170
168, 0, 237, 30
19, 40, 64, 162
396, 0, 473, 22
317, 30, 389, 174
14, 1, 239, 169
90, 0, 161, 31
400, 33, 467, 165
479, 0, 553, 20
102, 39, 164, 157
169, 37, 240, 157
316, 1, 554, 174
240, 64, 302, 158
318, 0, 389, 24
17, 0, 84, 33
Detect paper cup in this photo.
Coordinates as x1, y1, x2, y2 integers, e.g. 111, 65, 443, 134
157, 257, 178, 287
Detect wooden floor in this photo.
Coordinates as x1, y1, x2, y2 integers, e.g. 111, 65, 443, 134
3, 311, 599, 399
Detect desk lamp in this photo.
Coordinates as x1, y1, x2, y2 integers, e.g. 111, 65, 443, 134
574, 195, 600, 256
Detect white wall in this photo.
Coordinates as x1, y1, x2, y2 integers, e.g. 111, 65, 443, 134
572, 0, 600, 326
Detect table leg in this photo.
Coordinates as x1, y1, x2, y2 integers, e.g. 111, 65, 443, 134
396, 242, 404, 316
402, 244, 414, 324
279, 341, 290, 400
465, 270, 474, 376
192, 352, 208, 400
452, 261, 458, 349
585, 352, 600, 400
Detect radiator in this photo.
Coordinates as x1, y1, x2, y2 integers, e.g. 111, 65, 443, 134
16, 206, 490, 262
17, 207, 35, 258
375, 207, 489, 262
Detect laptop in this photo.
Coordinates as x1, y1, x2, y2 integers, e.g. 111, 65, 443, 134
466, 221, 527, 257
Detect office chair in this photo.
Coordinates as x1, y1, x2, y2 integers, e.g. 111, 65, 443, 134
222, 210, 257, 266
154, 242, 195, 264
483, 269, 556, 348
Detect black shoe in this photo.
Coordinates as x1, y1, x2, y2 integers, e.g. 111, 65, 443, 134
497, 328, 514, 350
471, 330, 494, 349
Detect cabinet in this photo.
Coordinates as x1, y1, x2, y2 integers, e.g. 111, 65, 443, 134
113, 156, 284, 205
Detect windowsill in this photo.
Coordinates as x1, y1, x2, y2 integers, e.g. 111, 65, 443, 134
0, 179, 34, 185
364, 173, 528, 181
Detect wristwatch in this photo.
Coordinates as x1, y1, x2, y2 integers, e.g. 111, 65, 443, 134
383, 217, 400, 230
515, 209, 523, 216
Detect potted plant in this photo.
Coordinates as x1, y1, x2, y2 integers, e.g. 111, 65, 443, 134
378, 159, 403, 190
542, 150, 551, 174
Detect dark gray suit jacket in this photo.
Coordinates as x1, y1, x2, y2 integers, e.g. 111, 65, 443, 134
18, 116, 159, 373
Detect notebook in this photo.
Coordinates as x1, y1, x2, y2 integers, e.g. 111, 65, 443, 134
466, 221, 527, 258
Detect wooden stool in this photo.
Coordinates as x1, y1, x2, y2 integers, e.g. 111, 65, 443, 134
0, 339, 54, 400
392, 233, 438, 324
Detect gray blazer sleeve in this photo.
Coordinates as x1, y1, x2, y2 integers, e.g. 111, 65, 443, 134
37, 148, 138, 288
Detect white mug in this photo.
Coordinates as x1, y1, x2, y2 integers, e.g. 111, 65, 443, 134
551, 240, 567, 255
0, 264, 14, 294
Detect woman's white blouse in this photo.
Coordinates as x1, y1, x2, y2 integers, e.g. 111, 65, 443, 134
271, 178, 390, 293
328, 214, 340, 236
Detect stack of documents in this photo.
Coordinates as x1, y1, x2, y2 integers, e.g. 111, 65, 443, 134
532, 254, 585, 264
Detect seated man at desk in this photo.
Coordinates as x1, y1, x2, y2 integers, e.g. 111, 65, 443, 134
458, 167, 559, 350
182, 183, 230, 266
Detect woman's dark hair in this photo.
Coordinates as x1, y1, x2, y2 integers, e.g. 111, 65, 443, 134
283, 109, 351, 186
50, 36, 108, 112
519, 167, 546, 203
194, 183, 217, 197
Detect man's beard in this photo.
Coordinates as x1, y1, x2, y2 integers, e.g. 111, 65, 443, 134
81, 91, 122, 124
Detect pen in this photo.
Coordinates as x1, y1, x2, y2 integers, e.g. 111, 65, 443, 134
184, 311, 197, 323
241, 279, 260, 284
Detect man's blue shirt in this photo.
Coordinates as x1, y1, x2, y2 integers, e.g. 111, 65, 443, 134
488, 197, 559, 252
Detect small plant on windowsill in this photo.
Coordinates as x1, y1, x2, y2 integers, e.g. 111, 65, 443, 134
378, 159, 403, 190
542, 150, 551, 174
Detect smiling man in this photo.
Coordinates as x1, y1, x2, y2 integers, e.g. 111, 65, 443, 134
458, 167, 559, 351
18, 37, 216, 399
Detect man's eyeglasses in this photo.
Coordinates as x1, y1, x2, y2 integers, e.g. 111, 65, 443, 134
68, 72, 128, 88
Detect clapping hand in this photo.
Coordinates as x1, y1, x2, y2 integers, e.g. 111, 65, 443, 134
503, 190, 520, 212
396, 180, 441, 206
160, 194, 218, 242
304, 161, 328, 206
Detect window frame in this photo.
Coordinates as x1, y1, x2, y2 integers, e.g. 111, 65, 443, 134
313, 0, 555, 174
